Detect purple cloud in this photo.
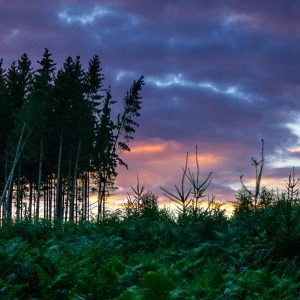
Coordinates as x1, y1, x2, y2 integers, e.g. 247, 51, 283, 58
0, 0, 299, 205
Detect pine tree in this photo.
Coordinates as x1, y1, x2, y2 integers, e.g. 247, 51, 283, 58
0, 59, 8, 221
0, 52, 144, 222
17, 49, 56, 221
54, 56, 94, 221
93, 90, 117, 219
0, 59, 8, 189
92, 76, 144, 219
4, 54, 33, 220
115, 76, 144, 156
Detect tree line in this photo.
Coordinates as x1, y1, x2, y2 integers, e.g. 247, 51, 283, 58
0, 49, 144, 224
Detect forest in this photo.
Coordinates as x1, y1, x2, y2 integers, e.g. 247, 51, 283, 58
1, 51, 300, 299
0, 49, 144, 223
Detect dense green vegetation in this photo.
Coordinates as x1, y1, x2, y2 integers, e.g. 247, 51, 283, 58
1, 179, 300, 299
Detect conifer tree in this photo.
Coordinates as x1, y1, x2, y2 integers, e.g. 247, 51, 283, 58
93, 90, 116, 219
0, 52, 144, 222
4, 54, 33, 220
17, 49, 56, 220
54, 56, 95, 220
0, 59, 8, 189
0, 59, 8, 221
115, 76, 144, 156
93, 77, 144, 219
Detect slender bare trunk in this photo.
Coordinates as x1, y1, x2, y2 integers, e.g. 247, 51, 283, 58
6, 179, 13, 221
55, 129, 64, 220
36, 140, 43, 222
29, 182, 33, 219
16, 163, 21, 221
1, 123, 27, 204
84, 172, 88, 221
44, 180, 47, 220
102, 180, 107, 219
69, 140, 81, 222
97, 175, 102, 221
49, 175, 53, 220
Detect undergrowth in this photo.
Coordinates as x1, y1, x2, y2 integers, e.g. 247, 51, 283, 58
1, 192, 300, 299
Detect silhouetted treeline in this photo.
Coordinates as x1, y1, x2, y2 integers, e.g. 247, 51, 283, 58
0, 49, 144, 223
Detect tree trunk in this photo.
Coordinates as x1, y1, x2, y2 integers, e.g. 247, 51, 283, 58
16, 163, 21, 221
5, 179, 13, 221
65, 152, 72, 222
29, 182, 33, 219
97, 175, 102, 221
102, 180, 107, 219
1, 123, 28, 206
44, 180, 47, 220
49, 175, 53, 220
36, 140, 43, 222
83, 172, 88, 222
55, 129, 64, 220
70, 139, 81, 223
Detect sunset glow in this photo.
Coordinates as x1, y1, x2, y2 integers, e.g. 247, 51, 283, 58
0, 1, 299, 209
127, 143, 167, 154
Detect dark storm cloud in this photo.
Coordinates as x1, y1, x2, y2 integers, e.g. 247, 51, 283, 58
0, 0, 299, 202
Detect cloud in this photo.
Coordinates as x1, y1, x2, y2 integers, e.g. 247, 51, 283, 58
147, 73, 250, 101
58, 6, 111, 25
0, 0, 299, 207
57, 4, 138, 27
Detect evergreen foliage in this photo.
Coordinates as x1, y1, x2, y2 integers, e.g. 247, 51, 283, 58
0, 50, 144, 223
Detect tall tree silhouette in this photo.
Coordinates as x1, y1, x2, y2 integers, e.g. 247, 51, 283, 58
0, 51, 144, 222
0, 59, 8, 221
54, 56, 97, 221
17, 49, 56, 220
0, 60, 8, 188
93, 90, 116, 219
3, 54, 33, 220
94, 76, 144, 218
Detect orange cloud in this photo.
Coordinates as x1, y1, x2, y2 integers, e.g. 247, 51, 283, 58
124, 139, 179, 155
240, 177, 287, 190
124, 139, 223, 167
289, 147, 300, 154
129, 144, 167, 154
188, 153, 222, 166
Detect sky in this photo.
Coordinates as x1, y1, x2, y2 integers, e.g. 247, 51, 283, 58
1, 0, 300, 210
